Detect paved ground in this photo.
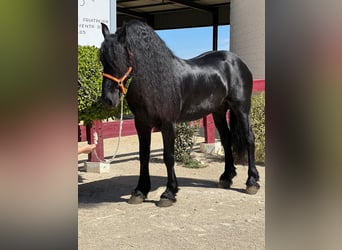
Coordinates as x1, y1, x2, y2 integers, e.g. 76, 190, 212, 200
78, 132, 265, 249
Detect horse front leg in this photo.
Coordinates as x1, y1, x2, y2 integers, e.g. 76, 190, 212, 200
156, 122, 179, 207
128, 120, 152, 204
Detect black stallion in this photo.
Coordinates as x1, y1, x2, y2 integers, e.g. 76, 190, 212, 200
100, 20, 260, 207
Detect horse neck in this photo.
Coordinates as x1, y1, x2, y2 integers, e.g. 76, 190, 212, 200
116, 50, 131, 75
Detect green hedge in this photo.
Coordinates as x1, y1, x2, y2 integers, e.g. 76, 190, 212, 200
78, 45, 130, 125
250, 92, 265, 163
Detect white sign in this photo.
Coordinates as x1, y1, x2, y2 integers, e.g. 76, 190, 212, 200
78, 0, 116, 47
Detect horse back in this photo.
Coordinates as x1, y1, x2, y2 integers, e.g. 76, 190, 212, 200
177, 51, 252, 121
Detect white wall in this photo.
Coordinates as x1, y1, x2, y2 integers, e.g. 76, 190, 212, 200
78, 0, 116, 47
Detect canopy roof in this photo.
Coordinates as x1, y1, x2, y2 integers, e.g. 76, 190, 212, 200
117, 0, 230, 30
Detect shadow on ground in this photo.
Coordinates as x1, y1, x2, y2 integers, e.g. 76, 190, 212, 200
78, 175, 246, 208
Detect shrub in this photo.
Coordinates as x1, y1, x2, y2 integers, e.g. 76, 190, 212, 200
180, 154, 204, 169
78, 45, 131, 125
175, 122, 199, 162
250, 92, 265, 163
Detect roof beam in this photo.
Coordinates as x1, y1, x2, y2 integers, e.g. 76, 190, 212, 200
126, 2, 176, 10
117, 7, 155, 27
168, 0, 216, 13
117, 7, 150, 19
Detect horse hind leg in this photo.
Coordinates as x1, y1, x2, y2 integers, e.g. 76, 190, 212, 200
212, 110, 237, 189
230, 105, 260, 194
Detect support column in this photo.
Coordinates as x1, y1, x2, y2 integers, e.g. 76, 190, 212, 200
203, 114, 215, 143
203, 8, 219, 144
230, 0, 265, 79
212, 8, 218, 51
86, 120, 104, 162
200, 8, 223, 155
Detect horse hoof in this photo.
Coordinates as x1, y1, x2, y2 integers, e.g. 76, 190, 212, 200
127, 194, 145, 204
156, 198, 175, 207
246, 184, 260, 195
218, 180, 232, 189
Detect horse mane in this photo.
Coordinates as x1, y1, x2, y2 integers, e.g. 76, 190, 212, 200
115, 20, 182, 119
116, 20, 179, 85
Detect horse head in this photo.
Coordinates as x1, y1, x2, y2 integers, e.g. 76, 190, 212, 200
100, 23, 131, 108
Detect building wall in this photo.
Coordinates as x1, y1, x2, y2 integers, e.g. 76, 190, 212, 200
230, 0, 265, 79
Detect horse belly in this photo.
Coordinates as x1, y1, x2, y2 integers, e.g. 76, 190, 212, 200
178, 95, 223, 122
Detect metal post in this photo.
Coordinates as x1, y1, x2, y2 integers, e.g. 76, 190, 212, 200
212, 8, 218, 51
86, 120, 104, 162
204, 8, 219, 143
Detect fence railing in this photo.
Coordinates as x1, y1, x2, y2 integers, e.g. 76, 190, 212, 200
78, 80, 265, 162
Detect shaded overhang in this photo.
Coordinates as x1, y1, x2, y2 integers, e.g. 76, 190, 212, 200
117, 0, 230, 30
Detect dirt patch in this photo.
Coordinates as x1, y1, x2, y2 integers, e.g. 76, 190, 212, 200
78, 133, 265, 249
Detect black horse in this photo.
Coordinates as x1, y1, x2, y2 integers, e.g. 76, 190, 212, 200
100, 20, 260, 207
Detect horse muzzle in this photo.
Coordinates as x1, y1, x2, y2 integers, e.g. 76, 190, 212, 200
101, 93, 120, 108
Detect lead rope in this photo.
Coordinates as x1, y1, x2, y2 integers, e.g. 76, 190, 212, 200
92, 95, 125, 163
106, 95, 125, 163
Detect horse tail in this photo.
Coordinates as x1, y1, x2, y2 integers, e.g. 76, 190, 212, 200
228, 56, 254, 162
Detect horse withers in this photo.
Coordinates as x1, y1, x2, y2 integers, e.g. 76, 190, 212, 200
100, 20, 260, 207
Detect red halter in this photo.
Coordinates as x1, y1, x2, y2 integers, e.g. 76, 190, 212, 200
103, 66, 132, 95
102, 49, 133, 95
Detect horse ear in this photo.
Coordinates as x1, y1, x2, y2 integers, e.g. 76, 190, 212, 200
116, 25, 127, 44
101, 23, 110, 38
